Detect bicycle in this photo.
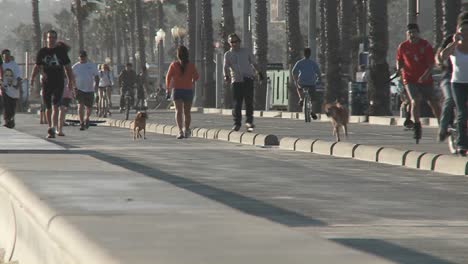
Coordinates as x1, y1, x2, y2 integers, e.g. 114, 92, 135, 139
124, 90, 133, 121
301, 86, 317, 123
98, 86, 111, 118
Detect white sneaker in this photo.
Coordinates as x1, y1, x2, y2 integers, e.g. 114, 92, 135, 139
176, 131, 184, 139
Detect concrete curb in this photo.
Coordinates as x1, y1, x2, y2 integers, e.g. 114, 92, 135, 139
66, 114, 279, 147
66, 114, 467, 175
0, 169, 119, 264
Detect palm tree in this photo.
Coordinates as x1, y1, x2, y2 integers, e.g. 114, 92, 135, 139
135, 0, 146, 73
221, 0, 235, 108
32, 0, 41, 52
443, 0, 461, 38
32, 0, 41, 98
202, 0, 216, 107
286, 0, 304, 112
74, 0, 84, 51
324, 0, 341, 103
187, 0, 197, 63
254, 0, 268, 110
434, 0, 443, 48
367, 0, 390, 115
318, 0, 326, 73
339, 0, 354, 91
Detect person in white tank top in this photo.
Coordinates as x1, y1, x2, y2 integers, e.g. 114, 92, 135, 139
441, 20, 468, 154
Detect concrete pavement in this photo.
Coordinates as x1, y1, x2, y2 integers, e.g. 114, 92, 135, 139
0, 114, 403, 264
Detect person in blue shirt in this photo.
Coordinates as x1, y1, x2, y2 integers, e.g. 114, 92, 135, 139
292, 48, 321, 119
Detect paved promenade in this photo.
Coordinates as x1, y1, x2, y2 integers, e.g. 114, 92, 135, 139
0, 114, 407, 264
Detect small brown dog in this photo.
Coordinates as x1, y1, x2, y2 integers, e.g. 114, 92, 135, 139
324, 101, 349, 142
132, 111, 148, 140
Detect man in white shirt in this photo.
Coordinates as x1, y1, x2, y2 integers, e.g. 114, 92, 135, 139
1, 49, 22, 128
72, 50, 99, 130
223, 33, 262, 132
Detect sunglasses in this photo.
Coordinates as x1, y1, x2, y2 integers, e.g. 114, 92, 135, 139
229, 40, 239, 44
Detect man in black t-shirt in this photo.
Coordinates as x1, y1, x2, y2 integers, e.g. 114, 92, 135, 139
30, 30, 74, 138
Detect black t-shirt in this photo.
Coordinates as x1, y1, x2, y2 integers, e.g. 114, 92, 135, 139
35, 46, 71, 83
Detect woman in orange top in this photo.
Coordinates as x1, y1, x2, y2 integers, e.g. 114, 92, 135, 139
166, 46, 199, 139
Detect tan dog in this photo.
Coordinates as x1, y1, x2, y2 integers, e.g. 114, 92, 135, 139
324, 101, 349, 142
132, 111, 148, 140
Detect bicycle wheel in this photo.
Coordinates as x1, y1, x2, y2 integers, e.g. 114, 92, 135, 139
125, 97, 130, 120
303, 95, 311, 123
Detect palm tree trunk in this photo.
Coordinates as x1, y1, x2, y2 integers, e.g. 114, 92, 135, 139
367, 0, 390, 115
443, 0, 461, 38
340, 0, 354, 97
254, 0, 268, 110
32, 0, 41, 98
32, 0, 41, 52
129, 3, 137, 71
75, 0, 84, 51
318, 0, 326, 74
202, 0, 216, 107
434, 0, 443, 48
324, 0, 341, 103
286, 0, 304, 112
114, 14, 122, 66
187, 0, 197, 63
221, 0, 235, 108
135, 0, 146, 72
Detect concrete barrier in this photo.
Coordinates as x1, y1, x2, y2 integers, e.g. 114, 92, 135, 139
433, 155, 468, 175
353, 145, 383, 162
206, 129, 221, 140
368, 116, 396, 126
217, 129, 232, 141
163, 125, 175, 135
419, 153, 442, 171
241, 133, 258, 145
349, 115, 368, 123
253, 111, 263, 117
279, 137, 300, 151
197, 128, 209, 138
156, 124, 166, 134
229, 131, 244, 143
378, 148, 411, 166
262, 111, 282, 118
295, 139, 316, 153
221, 109, 231, 115
312, 140, 336, 155
404, 151, 426, 169
203, 108, 222, 114
0, 168, 119, 264
332, 142, 359, 158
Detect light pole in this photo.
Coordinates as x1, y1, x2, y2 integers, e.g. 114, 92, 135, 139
155, 28, 166, 90
171, 26, 187, 47
214, 41, 224, 108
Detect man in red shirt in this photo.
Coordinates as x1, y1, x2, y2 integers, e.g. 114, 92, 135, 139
396, 23, 441, 143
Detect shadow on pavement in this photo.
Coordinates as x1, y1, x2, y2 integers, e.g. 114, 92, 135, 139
331, 238, 456, 264
88, 151, 327, 228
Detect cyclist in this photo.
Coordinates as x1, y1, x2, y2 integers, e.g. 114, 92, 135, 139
118, 63, 137, 112
292, 47, 321, 120
98, 63, 113, 117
